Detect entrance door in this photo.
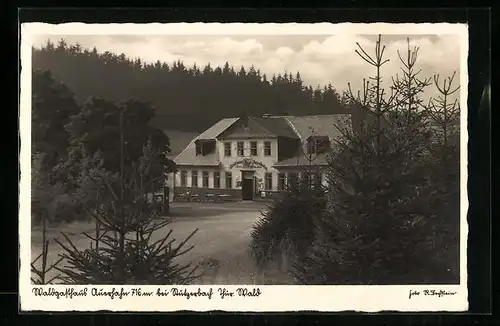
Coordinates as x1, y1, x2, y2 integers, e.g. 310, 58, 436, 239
241, 171, 254, 200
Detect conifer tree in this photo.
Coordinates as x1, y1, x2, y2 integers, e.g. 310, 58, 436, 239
293, 35, 448, 285
54, 114, 199, 285
32, 40, 349, 132
423, 72, 461, 280
32, 69, 80, 169
249, 128, 327, 274
249, 176, 326, 275
31, 153, 64, 284
426, 72, 460, 149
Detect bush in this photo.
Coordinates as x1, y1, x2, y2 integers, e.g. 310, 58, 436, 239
53, 194, 89, 224
249, 181, 326, 271
32, 190, 88, 226
32, 152, 89, 225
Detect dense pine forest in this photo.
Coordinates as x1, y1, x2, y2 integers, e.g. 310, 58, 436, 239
32, 39, 348, 133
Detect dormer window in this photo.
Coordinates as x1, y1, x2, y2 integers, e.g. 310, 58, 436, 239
307, 136, 330, 154
195, 139, 216, 156
195, 142, 203, 156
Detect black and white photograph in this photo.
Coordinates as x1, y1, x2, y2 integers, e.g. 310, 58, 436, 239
20, 22, 468, 312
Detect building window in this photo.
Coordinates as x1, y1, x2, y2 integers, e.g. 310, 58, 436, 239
310, 173, 317, 188
288, 172, 298, 187
301, 171, 310, 187
237, 142, 244, 157
180, 171, 187, 186
202, 171, 209, 188
265, 173, 273, 190
250, 141, 257, 156
307, 139, 315, 155
224, 142, 231, 157
310, 173, 322, 188
308, 137, 330, 154
214, 172, 220, 188
264, 141, 271, 156
195, 142, 202, 156
278, 173, 286, 190
225, 172, 232, 189
191, 170, 198, 187
317, 173, 324, 187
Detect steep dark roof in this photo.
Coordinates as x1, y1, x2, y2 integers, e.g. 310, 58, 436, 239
273, 153, 330, 168
164, 129, 199, 159
272, 114, 351, 168
281, 114, 351, 141
174, 114, 355, 167
251, 117, 299, 139
174, 118, 238, 166
220, 117, 277, 139
197, 117, 240, 140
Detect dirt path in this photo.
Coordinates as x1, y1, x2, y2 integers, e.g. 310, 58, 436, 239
30, 202, 292, 284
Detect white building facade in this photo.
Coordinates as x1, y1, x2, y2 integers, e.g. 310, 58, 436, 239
171, 114, 351, 201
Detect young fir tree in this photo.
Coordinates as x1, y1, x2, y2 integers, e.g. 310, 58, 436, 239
423, 72, 461, 282
31, 153, 64, 284
249, 129, 327, 274
391, 38, 432, 128
249, 178, 326, 274
54, 115, 199, 285
293, 35, 446, 285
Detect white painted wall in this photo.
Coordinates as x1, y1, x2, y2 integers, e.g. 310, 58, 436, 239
217, 138, 280, 190
172, 138, 329, 195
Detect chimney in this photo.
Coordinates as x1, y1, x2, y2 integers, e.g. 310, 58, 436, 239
241, 112, 249, 127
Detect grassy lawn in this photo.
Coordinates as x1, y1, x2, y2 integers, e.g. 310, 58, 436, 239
30, 201, 295, 285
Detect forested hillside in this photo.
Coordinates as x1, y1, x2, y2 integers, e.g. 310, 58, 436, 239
32, 39, 348, 133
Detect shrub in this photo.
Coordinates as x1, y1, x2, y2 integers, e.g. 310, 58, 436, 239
32, 191, 88, 226
32, 153, 89, 225
249, 181, 326, 272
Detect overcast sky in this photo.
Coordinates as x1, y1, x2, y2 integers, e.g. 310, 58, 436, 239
32, 34, 462, 98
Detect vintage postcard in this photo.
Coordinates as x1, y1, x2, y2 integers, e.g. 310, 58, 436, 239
19, 22, 469, 312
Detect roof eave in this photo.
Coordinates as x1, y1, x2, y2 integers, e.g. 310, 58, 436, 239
175, 163, 222, 168
273, 163, 329, 168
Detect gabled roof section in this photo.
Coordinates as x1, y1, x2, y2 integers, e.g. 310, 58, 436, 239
174, 138, 220, 166
218, 116, 300, 139
163, 129, 199, 159
251, 117, 300, 139
220, 117, 277, 139
197, 117, 240, 140
272, 114, 351, 168
281, 114, 351, 141
273, 153, 330, 168
174, 117, 239, 166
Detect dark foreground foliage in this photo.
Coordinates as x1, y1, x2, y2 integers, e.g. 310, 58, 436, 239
31, 69, 176, 225
55, 220, 199, 285
251, 35, 461, 285
52, 141, 200, 285
249, 181, 326, 272
293, 122, 459, 285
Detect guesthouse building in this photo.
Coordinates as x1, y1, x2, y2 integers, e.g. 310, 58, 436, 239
172, 114, 354, 201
